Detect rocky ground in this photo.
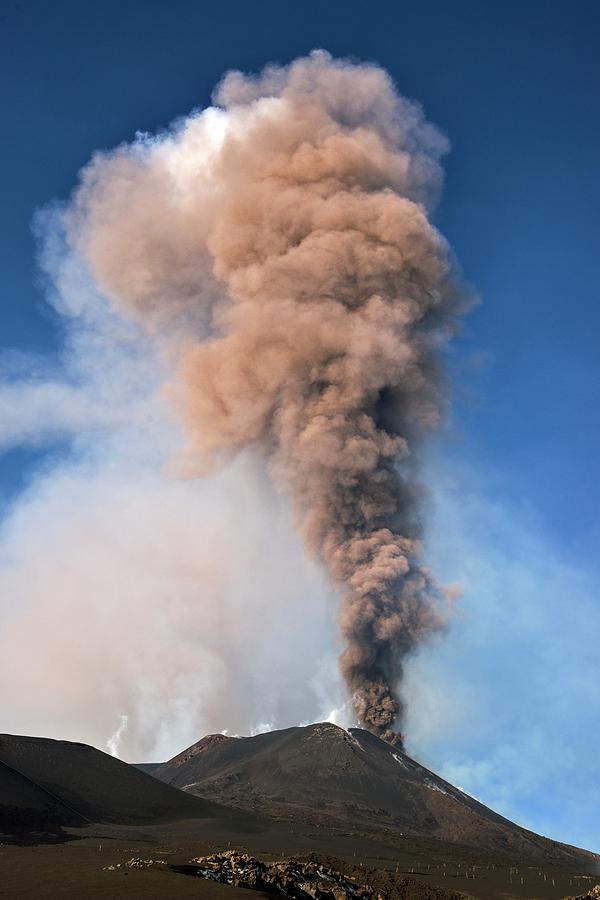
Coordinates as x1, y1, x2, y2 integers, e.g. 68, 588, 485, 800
2, 825, 599, 899
564, 886, 600, 900
182, 849, 466, 899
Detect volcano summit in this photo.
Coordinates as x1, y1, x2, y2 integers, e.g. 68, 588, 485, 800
152, 722, 590, 864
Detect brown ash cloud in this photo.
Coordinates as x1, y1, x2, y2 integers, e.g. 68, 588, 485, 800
66, 51, 468, 743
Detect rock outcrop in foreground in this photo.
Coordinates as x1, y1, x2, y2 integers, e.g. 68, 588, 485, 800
191, 850, 373, 898
101, 850, 470, 899
564, 886, 600, 900
185, 850, 466, 900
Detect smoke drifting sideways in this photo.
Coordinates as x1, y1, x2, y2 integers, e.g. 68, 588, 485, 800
63, 51, 467, 745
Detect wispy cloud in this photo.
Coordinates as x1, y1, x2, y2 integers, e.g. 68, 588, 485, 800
404, 454, 600, 851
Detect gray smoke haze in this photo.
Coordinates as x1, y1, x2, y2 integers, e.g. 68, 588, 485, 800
65, 51, 466, 743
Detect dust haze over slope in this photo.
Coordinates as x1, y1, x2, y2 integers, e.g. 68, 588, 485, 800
66, 51, 468, 741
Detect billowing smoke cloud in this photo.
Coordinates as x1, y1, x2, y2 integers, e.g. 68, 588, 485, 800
62, 51, 466, 743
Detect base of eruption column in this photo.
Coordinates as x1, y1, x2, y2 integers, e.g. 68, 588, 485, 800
379, 729, 405, 749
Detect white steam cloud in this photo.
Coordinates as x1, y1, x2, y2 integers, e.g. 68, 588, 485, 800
0, 213, 345, 761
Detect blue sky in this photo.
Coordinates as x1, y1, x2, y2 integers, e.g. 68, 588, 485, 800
2, 0, 599, 543
1, 0, 598, 850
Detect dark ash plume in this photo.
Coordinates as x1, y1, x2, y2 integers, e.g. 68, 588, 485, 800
67, 51, 467, 744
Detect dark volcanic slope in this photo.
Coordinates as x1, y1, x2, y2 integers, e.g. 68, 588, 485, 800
133, 762, 163, 775
0, 758, 83, 837
154, 723, 588, 862
0, 733, 263, 839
